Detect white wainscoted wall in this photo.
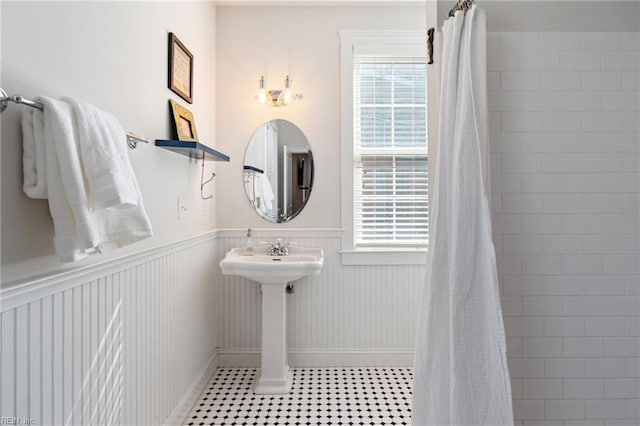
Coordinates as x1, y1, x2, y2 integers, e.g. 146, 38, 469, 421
215, 230, 425, 367
0, 234, 219, 425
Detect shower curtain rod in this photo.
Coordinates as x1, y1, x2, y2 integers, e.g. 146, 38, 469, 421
449, 0, 475, 17
429, 0, 475, 64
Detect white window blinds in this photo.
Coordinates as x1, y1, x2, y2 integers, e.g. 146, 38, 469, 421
353, 57, 428, 247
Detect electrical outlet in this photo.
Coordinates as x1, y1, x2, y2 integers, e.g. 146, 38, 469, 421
178, 198, 190, 219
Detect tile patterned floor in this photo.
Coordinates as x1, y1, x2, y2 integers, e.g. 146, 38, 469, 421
184, 367, 413, 425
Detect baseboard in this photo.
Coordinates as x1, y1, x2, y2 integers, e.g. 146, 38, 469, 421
217, 349, 414, 368
164, 349, 219, 426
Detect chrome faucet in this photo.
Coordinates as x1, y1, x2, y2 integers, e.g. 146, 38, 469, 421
268, 239, 289, 256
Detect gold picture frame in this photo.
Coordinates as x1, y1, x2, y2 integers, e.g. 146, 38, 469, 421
168, 32, 193, 104
169, 99, 199, 141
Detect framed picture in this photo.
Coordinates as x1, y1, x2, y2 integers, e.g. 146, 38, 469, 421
168, 32, 193, 104
169, 99, 199, 141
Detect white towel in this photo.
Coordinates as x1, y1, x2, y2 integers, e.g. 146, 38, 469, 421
64, 97, 139, 210
40, 97, 102, 252
22, 107, 85, 262
22, 96, 153, 262
244, 171, 275, 216
64, 97, 152, 250
22, 109, 47, 199
257, 173, 275, 211
244, 171, 258, 209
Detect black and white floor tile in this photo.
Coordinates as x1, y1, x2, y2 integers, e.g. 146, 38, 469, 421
184, 367, 413, 425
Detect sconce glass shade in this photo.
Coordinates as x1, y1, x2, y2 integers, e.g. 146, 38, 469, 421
277, 76, 295, 106
257, 76, 269, 105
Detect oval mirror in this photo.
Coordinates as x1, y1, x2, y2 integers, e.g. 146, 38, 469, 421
243, 119, 314, 223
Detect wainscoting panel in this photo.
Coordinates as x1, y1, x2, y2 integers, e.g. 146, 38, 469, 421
216, 230, 426, 364
0, 234, 219, 426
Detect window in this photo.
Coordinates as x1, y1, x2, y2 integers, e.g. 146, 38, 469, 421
340, 31, 429, 265
354, 60, 428, 247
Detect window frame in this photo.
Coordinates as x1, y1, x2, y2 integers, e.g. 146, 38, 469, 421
339, 30, 429, 266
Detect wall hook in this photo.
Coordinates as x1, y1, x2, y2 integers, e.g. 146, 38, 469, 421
201, 158, 215, 200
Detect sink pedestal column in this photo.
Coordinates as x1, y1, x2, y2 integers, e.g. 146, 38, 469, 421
254, 282, 293, 394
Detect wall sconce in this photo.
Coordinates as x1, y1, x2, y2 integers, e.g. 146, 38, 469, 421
257, 75, 300, 107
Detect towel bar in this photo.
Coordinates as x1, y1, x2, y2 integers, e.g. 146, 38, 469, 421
1, 87, 148, 150
0, 88, 44, 112
126, 132, 149, 149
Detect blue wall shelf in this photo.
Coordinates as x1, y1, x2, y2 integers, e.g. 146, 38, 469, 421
155, 140, 230, 162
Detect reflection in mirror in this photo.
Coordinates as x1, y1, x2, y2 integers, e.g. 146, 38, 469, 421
243, 119, 314, 223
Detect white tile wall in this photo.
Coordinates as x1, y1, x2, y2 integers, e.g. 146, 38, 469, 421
491, 31, 639, 424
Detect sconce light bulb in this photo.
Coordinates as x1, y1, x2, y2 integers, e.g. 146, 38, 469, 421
258, 88, 269, 105
257, 76, 269, 104
280, 88, 294, 105
277, 75, 294, 105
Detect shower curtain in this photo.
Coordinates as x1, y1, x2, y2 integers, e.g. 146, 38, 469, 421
412, 5, 514, 425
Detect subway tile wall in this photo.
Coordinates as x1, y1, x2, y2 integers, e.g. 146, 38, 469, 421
490, 32, 640, 425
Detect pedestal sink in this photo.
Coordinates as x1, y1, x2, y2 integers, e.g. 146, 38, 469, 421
219, 244, 324, 394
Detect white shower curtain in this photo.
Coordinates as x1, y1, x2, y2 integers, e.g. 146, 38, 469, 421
412, 5, 514, 426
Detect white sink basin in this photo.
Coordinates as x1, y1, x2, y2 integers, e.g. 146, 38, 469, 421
219, 245, 324, 284
219, 243, 324, 394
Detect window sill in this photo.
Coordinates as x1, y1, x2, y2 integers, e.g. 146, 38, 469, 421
339, 248, 427, 266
